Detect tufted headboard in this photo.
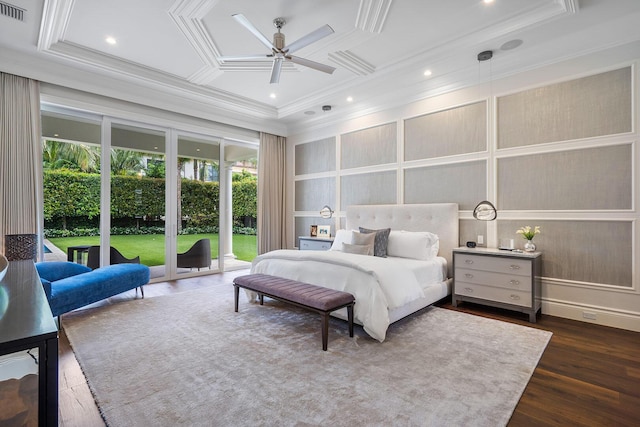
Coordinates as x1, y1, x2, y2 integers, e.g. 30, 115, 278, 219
345, 203, 459, 277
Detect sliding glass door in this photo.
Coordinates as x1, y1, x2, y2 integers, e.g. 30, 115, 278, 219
41, 105, 258, 280
176, 134, 220, 275
109, 122, 167, 279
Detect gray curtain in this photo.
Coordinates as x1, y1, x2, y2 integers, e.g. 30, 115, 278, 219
0, 73, 43, 259
257, 132, 287, 254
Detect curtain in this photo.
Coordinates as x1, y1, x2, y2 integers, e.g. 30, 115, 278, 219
0, 72, 43, 259
257, 132, 287, 254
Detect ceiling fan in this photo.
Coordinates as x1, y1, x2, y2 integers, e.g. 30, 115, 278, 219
219, 14, 336, 84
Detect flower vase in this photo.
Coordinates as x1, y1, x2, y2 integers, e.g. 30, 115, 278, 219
524, 240, 536, 252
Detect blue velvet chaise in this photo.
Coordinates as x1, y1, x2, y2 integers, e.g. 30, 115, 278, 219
35, 261, 150, 317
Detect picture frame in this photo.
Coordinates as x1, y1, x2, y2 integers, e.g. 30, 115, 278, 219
310, 225, 318, 237
317, 225, 331, 238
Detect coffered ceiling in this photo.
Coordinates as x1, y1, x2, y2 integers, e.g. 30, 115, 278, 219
1, 0, 640, 135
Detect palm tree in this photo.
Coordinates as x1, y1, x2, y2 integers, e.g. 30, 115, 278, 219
111, 149, 145, 175
42, 140, 100, 172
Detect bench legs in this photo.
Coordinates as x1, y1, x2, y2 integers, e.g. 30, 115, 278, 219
234, 284, 355, 351
322, 304, 355, 350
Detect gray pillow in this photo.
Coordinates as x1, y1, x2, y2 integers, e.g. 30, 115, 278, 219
359, 227, 391, 257
342, 243, 373, 255
350, 231, 375, 255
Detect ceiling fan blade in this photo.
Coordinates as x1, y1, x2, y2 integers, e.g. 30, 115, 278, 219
284, 24, 334, 54
219, 54, 273, 62
270, 57, 283, 84
287, 55, 336, 74
232, 14, 275, 50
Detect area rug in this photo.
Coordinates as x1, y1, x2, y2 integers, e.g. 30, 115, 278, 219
63, 284, 552, 426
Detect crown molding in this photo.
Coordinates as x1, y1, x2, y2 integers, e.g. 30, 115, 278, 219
329, 51, 375, 76
356, 0, 393, 33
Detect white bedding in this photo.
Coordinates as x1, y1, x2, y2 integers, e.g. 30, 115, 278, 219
250, 250, 447, 342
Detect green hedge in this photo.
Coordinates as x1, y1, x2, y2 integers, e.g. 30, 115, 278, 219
44, 170, 256, 229
44, 225, 256, 238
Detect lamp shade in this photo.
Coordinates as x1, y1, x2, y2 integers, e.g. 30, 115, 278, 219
473, 201, 497, 221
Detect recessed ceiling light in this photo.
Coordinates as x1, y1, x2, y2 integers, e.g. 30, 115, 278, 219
500, 39, 523, 51
269, 93, 276, 99
423, 69, 432, 77
105, 36, 117, 45
483, 0, 494, 4
53, 133, 59, 137
346, 96, 353, 102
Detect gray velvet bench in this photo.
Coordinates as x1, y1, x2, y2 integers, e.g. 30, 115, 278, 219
233, 274, 355, 351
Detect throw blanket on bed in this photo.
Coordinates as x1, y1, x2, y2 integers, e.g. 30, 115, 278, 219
250, 250, 426, 342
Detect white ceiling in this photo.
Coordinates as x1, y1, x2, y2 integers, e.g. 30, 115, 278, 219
1, 0, 640, 135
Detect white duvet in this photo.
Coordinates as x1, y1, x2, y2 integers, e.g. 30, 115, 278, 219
250, 250, 446, 342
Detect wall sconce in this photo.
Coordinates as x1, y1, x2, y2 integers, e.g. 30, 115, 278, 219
319, 205, 334, 219
473, 200, 497, 221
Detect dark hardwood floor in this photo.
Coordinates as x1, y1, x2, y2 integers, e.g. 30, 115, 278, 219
58, 270, 640, 426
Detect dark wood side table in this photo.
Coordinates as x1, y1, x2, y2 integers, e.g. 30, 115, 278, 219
0, 260, 58, 426
67, 244, 92, 264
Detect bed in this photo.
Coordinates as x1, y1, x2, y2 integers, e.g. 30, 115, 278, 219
250, 203, 459, 342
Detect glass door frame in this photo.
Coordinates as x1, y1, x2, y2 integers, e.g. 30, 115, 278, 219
41, 103, 258, 281
99, 117, 172, 281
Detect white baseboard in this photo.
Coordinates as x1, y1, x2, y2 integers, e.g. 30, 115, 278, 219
542, 299, 640, 333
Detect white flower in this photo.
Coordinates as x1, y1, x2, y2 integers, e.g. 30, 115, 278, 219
516, 225, 541, 240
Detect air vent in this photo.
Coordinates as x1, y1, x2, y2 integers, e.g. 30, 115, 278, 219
0, 1, 25, 21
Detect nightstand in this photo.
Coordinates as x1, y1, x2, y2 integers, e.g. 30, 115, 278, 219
298, 236, 334, 251
452, 247, 542, 322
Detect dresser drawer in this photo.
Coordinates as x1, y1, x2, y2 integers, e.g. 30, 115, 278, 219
455, 282, 532, 307
455, 253, 531, 277
455, 267, 530, 291
299, 239, 332, 251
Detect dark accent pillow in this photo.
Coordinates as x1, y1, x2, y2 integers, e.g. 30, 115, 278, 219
359, 227, 391, 258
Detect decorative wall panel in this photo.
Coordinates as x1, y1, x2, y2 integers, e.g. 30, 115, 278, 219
404, 101, 487, 161
340, 171, 397, 207
404, 161, 486, 210
497, 67, 632, 148
498, 144, 632, 210
295, 137, 336, 175
459, 219, 487, 247
294, 177, 335, 211
341, 123, 396, 169
498, 220, 632, 287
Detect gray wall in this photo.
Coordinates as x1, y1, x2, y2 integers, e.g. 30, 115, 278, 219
292, 66, 635, 290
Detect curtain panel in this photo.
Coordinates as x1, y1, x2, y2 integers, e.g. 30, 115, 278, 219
257, 132, 287, 254
0, 72, 43, 259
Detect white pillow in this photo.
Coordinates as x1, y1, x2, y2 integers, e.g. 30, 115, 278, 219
329, 229, 354, 251
387, 230, 440, 260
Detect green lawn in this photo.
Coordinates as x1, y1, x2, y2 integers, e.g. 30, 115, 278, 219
47, 234, 257, 266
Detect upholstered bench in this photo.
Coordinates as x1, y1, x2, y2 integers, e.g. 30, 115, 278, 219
233, 274, 355, 351
35, 261, 150, 318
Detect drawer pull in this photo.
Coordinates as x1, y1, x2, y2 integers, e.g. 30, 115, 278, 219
509, 280, 520, 286
509, 265, 521, 270
464, 259, 474, 264
509, 294, 520, 300
464, 287, 474, 293
465, 273, 474, 279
